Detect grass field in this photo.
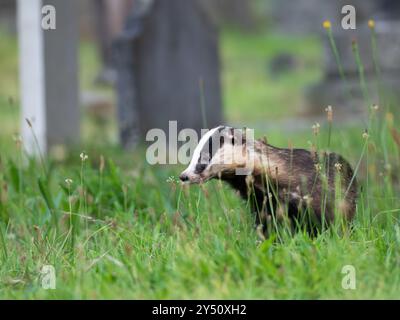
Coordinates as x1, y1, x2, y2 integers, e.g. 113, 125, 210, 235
0, 27, 400, 299
222, 30, 322, 122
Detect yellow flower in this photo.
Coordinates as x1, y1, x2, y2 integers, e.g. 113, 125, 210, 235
323, 20, 331, 29
368, 19, 375, 29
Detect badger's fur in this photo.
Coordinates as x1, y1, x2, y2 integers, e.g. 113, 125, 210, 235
180, 126, 357, 233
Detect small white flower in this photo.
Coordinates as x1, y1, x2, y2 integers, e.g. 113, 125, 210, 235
334, 163, 343, 171
325, 105, 333, 122
371, 104, 379, 111
65, 178, 73, 188
166, 176, 177, 184
312, 122, 320, 135
80, 152, 88, 161
13, 134, 22, 142
302, 195, 313, 205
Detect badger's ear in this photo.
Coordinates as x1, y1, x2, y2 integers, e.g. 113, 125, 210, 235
231, 127, 248, 145
218, 127, 235, 145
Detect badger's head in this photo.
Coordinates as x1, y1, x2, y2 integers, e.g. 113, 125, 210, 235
179, 126, 250, 184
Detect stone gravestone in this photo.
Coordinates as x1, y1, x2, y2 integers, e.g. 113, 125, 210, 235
92, 0, 134, 85
113, 0, 223, 149
307, 20, 400, 114
270, 0, 379, 35
0, 0, 16, 33
306, 0, 400, 114
270, 0, 400, 115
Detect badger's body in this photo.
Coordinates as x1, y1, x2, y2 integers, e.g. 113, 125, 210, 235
180, 126, 357, 233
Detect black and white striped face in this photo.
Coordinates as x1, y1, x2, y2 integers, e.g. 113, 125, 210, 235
179, 126, 246, 183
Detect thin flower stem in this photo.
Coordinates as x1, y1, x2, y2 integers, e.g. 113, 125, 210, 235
25, 118, 47, 176
352, 40, 371, 106
325, 28, 353, 102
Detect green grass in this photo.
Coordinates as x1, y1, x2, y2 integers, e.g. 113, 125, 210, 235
221, 30, 322, 122
0, 118, 399, 299
0, 31, 18, 98
1, 28, 400, 299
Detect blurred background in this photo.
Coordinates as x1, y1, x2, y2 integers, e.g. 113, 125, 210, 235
1, 0, 400, 159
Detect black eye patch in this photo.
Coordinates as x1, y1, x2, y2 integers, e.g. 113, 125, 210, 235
195, 163, 207, 173
194, 131, 224, 174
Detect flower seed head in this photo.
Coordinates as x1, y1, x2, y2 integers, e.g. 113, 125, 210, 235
334, 162, 342, 171
302, 195, 313, 205
312, 123, 320, 135
80, 152, 88, 161
325, 105, 333, 122
25, 118, 32, 128
99, 155, 105, 173
166, 176, 176, 184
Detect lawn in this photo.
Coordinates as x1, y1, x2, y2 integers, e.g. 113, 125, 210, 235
221, 30, 322, 123
0, 27, 400, 299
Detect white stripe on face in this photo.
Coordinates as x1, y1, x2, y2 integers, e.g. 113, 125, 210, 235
183, 126, 221, 174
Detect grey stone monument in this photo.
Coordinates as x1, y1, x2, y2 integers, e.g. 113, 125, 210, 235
269, 0, 400, 115
306, 1, 400, 114
113, 0, 223, 149
271, 0, 380, 35
307, 20, 400, 114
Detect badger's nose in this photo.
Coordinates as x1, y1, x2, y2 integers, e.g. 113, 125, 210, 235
179, 173, 189, 182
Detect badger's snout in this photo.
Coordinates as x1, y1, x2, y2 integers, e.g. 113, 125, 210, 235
179, 171, 202, 184
179, 173, 189, 182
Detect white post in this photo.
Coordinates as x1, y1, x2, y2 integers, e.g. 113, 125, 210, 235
17, 0, 79, 155
18, 0, 46, 154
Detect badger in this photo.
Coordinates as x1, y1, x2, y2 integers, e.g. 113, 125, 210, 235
179, 126, 357, 234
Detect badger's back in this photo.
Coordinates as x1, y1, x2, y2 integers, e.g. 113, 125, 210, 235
225, 143, 357, 224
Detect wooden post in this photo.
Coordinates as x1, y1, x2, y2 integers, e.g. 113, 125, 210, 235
17, 0, 79, 155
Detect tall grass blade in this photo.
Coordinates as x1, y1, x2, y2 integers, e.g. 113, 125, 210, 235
38, 177, 58, 233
